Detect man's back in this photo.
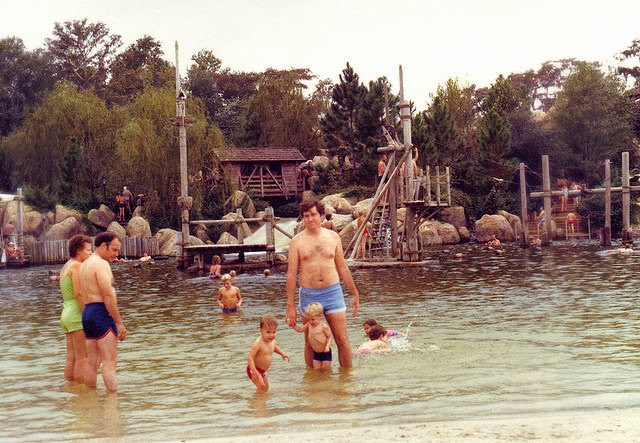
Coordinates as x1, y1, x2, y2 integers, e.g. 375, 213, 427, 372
79, 254, 109, 303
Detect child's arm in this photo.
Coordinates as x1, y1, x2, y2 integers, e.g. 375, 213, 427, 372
274, 345, 290, 362
323, 324, 333, 352
288, 321, 308, 333
216, 288, 224, 308
247, 341, 266, 389
235, 287, 242, 307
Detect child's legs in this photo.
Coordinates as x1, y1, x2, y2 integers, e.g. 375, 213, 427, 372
320, 360, 331, 370
312, 359, 322, 369
251, 374, 268, 393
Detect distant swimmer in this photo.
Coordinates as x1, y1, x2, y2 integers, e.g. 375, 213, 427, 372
611, 243, 634, 253
355, 324, 390, 355
363, 318, 404, 338
486, 235, 501, 247
247, 316, 290, 394
217, 274, 242, 313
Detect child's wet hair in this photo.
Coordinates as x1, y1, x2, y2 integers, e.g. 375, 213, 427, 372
260, 315, 278, 329
221, 273, 232, 281
363, 319, 379, 328
304, 302, 324, 318
368, 324, 387, 340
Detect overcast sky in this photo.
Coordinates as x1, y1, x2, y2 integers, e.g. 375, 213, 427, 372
3, 0, 639, 110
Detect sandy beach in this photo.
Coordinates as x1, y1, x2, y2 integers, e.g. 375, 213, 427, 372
178, 409, 640, 443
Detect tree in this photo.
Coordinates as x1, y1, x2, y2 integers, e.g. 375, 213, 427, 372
46, 19, 122, 92
548, 62, 635, 184
106, 36, 173, 105
320, 62, 367, 157
0, 37, 55, 137
617, 38, 640, 87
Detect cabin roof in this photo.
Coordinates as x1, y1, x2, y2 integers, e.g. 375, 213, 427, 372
214, 147, 305, 163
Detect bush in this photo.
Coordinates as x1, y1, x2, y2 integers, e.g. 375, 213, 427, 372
276, 202, 300, 218
23, 185, 57, 211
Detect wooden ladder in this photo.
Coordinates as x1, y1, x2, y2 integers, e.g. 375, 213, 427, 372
369, 192, 392, 258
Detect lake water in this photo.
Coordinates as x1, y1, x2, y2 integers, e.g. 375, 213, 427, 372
1, 241, 640, 441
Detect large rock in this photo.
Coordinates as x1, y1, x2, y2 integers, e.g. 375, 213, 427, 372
41, 217, 87, 241
55, 205, 83, 224
2, 200, 34, 225
106, 221, 126, 238
333, 214, 354, 232
88, 205, 116, 229
417, 221, 443, 246
0, 201, 7, 225
194, 223, 212, 243
321, 194, 353, 215
497, 210, 523, 238
352, 198, 375, 217
126, 216, 152, 237
475, 214, 515, 243
311, 155, 331, 170
155, 229, 202, 256
338, 220, 358, 249
458, 226, 471, 243
225, 190, 256, 218
24, 210, 46, 237
301, 190, 316, 202
217, 232, 238, 244
438, 206, 467, 230
221, 212, 252, 240
431, 220, 460, 244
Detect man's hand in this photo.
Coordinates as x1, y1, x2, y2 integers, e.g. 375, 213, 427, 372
286, 305, 297, 327
117, 323, 127, 341
351, 296, 360, 317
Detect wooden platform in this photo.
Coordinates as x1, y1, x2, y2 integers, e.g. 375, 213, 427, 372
346, 259, 436, 269
184, 243, 276, 270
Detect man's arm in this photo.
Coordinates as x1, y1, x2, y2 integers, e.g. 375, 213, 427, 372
333, 234, 360, 317
97, 262, 126, 340
285, 237, 300, 326
216, 288, 224, 308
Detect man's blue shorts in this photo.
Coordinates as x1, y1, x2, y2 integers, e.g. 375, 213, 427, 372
82, 302, 117, 340
299, 282, 346, 315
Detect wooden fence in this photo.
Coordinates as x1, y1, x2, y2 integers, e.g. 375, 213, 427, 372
27, 236, 160, 265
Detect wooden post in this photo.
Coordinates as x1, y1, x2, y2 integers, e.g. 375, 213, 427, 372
426, 166, 431, 203
236, 208, 245, 262
446, 167, 451, 206
436, 166, 441, 204
622, 151, 631, 240
389, 152, 398, 257
542, 155, 553, 241
16, 187, 24, 250
603, 159, 612, 246
265, 207, 275, 264
519, 163, 529, 247
399, 65, 416, 259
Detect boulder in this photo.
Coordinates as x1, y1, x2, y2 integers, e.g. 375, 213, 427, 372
301, 190, 316, 202
475, 214, 515, 243
352, 198, 375, 217
55, 205, 83, 224
131, 206, 143, 218
322, 204, 337, 215
274, 253, 287, 263
338, 220, 358, 250
106, 221, 126, 238
333, 214, 354, 232
225, 190, 256, 218
221, 212, 252, 240
2, 200, 34, 225
321, 194, 353, 215
41, 217, 87, 241
88, 206, 115, 229
458, 226, 471, 243
0, 201, 6, 224
46, 210, 55, 225
497, 210, 522, 237
217, 231, 238, 244
330, 155, 341, 168
24, 210, 46, 237
125, 216, 152, 237
311, 155, 331, 170
438, 206, 467, 230
417, 221, 443, 246
432, 220, 460, 244
156, 228, 178, 250
194, 223, 211, 243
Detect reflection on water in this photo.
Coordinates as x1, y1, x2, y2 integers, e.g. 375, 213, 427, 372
2, 241, 640, 441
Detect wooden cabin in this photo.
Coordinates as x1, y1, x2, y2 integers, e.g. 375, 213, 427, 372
214, 147, 306, 198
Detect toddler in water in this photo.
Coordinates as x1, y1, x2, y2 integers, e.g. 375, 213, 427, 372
363, 319, 404, 338
355, 324, 390, 355
217, 274, 242, 313
247, 316, 290, 393
289, 302, 333, 370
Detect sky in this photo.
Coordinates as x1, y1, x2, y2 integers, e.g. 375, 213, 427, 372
2, 0, 639, 111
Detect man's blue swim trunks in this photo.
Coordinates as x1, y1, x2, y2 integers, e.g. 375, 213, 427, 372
222, 307, 238, 313
82, 302, 117, 340
299, 282, 346, 315
313, 349, 332, 362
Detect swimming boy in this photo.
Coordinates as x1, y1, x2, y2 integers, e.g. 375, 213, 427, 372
355, 324, 390, 355
363, 319, 404, 338
247, 316, 290, 393
217, 274, 242, 313
289, 302, 333, 370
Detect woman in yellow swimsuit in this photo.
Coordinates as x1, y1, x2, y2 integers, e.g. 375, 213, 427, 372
59, 234, 93, 382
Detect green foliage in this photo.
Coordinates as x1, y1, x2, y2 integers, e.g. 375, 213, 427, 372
59, 138, 82, 202
342, 185, 376, 200
23, 185, 57, 211
576, 194, 625, 235
276, 202, 300, 218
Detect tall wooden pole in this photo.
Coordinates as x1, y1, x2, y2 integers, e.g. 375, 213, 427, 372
542, 155, 553, 241
603, 159, 611, 246
16, 187, 24, 249
519, 163, 529, 247
621, 151, 631, 241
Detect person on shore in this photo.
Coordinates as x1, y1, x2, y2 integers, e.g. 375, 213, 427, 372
567, 212, 576, 234
355, 324, 390, 355
209, 255, 222, 279
356, 211, 370, 260
377, 154, 387, 186
363, 319, 405, 338
115, 193, 125, 221
5, 241, 24, 260
286, 199, 360, 369
122, 186, 133, 218
289, 302, 333, 370
321, 213, 336, 231
78, 232, 126, 392
247, 316, 290, 394
59, 234, 93, 382
536, 207, 546, 228
217, 273, 242, 313
561, 185, 569, 211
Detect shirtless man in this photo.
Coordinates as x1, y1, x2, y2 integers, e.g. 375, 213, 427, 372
78, 232, 126, 392
286, 199, 360, 368
376, 155, 387, 186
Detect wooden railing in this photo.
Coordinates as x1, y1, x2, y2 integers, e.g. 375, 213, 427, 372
26, 236, 159, 264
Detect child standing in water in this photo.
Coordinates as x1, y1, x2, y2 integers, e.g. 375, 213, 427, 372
247, 316, 290, 393
217, 274, 242, 313
209, 255, 222, 279
356, 324, 391, 355
289, 302, 333, 370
